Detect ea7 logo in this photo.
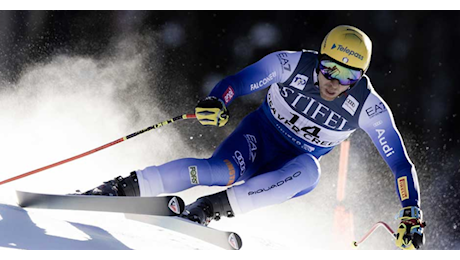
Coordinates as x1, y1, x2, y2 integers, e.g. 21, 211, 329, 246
277, 53, 291, 72
366, 102, 387, 118
244, 134, 257, 163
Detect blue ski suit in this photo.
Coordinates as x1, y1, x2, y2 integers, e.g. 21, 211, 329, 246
136, 50, 420, 215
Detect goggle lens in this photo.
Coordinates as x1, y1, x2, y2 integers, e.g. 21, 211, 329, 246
319, 60, 363, 85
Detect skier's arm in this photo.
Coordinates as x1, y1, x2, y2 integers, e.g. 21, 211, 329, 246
209, 51, 301, 105
195, 51, 301, 127
358, 89, 420, 208
359, 87, 425, 250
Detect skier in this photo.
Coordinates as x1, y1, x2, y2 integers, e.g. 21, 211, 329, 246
83, 25, 425, 250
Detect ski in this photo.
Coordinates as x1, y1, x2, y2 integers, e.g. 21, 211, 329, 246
125, 213, 243, 250
16, 190, 185, 216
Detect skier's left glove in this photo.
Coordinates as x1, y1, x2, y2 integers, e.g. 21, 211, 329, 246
195, 96, 229, 127
395, 206, 426, 250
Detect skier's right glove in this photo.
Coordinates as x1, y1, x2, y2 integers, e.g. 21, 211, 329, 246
195, 96, 229, 127
395, 206, 426, 250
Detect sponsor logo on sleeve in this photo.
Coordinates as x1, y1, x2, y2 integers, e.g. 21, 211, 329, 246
376, 129, 395, 157
366, 102, 387, 119
250, 71, 277, 91
276, 53, 291, 72
397, 176, 409, 201
222, 86, 235, 104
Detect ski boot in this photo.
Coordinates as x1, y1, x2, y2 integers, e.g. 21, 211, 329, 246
181, 190, 235, 226
79, 171, 140, 196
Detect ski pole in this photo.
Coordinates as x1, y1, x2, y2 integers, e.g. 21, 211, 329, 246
352, 221, 396, 248
0, 113, 196, 186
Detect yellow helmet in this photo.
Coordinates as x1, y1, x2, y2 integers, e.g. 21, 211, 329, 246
320, 25, 372, 72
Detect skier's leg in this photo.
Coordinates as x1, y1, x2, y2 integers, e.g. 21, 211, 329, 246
133, 110, 272, 197
81, 110, 265, 197
226, 152, 321, 214
82, 156, 242, 197
136, 157, 236, 196
182, 152, 321, 225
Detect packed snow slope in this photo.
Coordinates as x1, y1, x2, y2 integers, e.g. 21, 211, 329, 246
0, 199, 214, 250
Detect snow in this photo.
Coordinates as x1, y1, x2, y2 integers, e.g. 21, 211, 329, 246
0, 185, 365, 251
0, 184, 311, 251
0, 199, 219, 250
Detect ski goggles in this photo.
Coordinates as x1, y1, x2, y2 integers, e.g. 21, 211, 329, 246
319, 59, 363, 85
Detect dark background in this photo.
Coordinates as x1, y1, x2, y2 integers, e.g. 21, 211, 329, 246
0, 10, 459, 249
